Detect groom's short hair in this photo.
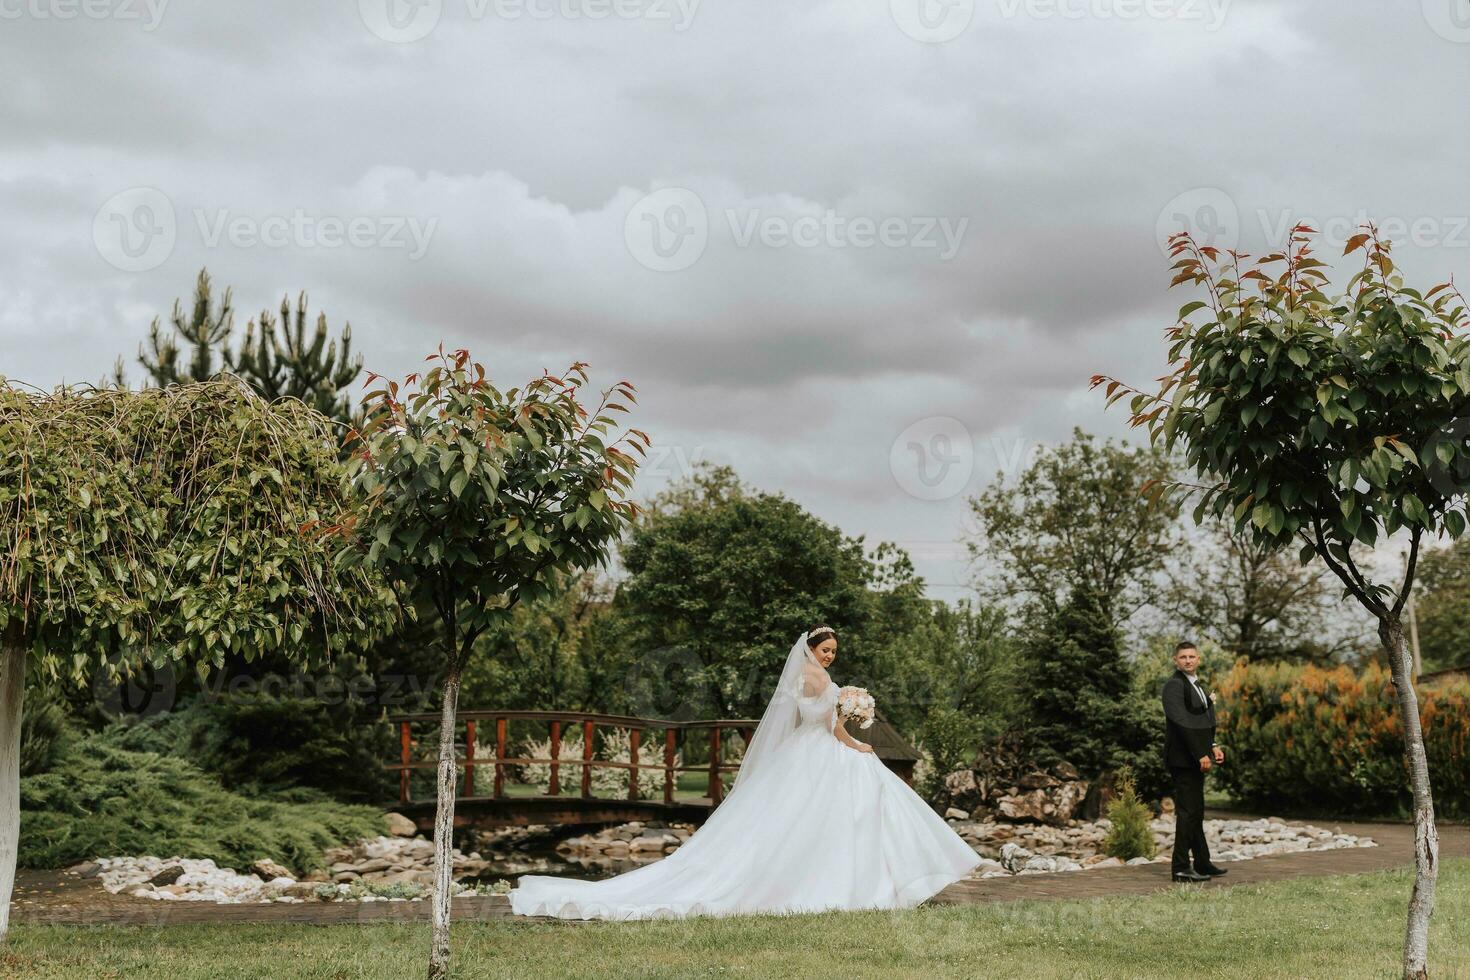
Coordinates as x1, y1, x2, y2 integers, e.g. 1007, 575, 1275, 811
1174, 641, 1197, 654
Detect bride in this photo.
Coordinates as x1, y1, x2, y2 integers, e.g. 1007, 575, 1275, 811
509, 625, 981, 919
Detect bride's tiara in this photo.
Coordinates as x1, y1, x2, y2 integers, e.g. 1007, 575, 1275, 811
807, 626, 835, 640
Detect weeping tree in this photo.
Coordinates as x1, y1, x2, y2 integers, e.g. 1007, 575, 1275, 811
1095, 224, 1465, 979
0, 379, 391, 943
345, 349, 646, 980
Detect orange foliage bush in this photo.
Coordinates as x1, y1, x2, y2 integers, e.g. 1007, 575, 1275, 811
1216, 661, 1469, 817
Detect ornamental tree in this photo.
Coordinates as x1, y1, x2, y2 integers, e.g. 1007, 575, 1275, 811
616, 465, 877, 719
344, 349, 646, 980
0, 379, 390, 943
966, 428, 1183, 636
1094, 224, 1466, 979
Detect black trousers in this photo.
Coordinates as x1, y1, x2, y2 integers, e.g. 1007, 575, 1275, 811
1170, 765, 1212, 872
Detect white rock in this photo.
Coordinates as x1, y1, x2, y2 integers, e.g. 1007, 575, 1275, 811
999, 842, 1033, 873
249, 859, 294, 881
385, 812, 419, 837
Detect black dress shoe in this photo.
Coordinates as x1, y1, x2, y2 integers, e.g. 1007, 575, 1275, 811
1196, 865, 1228, 877
1171, 870, 1210, 883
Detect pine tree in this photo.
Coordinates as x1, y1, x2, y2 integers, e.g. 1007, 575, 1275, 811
128, 270, 361, 427
1020, 585, 1158, 783
137, 268, 234, 385
228, 292, 362, 425
1103, 766, 1157, 860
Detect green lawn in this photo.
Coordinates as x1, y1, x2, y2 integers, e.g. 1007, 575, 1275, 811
6, 861, 1467, 979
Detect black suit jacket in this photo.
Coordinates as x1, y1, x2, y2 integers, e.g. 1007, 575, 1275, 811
1162, 669, 1216, 771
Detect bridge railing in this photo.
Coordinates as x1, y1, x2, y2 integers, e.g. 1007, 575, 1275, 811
383, 710, 762, 808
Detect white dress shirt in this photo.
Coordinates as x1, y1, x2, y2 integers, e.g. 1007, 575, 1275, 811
1185, 672, 1218, 748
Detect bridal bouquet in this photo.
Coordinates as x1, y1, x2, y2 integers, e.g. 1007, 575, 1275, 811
836, 686, 876, 729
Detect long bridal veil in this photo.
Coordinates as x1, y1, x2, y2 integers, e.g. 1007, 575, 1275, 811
729, 631, 827, 794
509, 626, 982, 919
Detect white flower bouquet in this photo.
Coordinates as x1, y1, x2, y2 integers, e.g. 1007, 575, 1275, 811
836, 686, 876, 729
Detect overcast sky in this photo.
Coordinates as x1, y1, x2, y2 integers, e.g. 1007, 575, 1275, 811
3, 0, 1469, 600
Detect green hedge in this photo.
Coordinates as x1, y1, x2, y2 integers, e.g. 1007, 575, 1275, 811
96, 687, 395, 803
19, 734, 387, 873
1216, 661, 1470, 818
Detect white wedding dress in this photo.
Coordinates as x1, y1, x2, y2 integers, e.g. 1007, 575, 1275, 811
510, 633, 981, 920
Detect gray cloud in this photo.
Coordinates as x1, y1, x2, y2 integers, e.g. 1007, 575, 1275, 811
3, 0, 1469, 596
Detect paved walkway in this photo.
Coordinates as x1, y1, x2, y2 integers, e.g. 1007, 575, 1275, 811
935, 814, 1467, 906
10, 814, 1467, 927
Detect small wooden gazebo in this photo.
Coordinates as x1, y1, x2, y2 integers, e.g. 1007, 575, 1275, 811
843, 711, 921, 785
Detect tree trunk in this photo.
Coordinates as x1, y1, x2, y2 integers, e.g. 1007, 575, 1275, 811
0, 630, 26, 944
1380, 614, 1439, 980
426, 656, 462, 980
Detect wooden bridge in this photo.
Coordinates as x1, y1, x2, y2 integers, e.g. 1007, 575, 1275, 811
384, 709, 761, 832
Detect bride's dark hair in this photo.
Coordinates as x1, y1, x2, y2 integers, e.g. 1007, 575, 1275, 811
805, 625, 837, 647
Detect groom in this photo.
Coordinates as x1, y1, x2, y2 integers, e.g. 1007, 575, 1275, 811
1162, 641, 1228, 883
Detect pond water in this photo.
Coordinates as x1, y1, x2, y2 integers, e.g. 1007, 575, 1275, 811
460, 825, 671, 886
